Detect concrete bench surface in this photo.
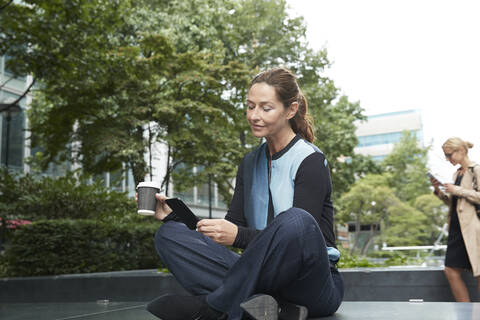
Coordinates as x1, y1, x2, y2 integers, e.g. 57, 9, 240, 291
1, 301, 479, 320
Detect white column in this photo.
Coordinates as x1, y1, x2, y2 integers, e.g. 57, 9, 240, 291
23, 75, 34, 174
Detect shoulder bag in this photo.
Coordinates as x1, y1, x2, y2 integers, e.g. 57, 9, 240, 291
469, 165, 480, 219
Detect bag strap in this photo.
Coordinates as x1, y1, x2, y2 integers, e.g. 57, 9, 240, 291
470, 164, 479, 191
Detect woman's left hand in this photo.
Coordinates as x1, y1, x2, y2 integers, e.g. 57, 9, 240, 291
444, 183, 455, 193
197, 219, 238, 246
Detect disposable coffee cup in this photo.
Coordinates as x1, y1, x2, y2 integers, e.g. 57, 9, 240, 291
136, 181, 161, 215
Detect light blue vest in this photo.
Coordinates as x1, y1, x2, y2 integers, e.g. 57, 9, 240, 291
242, 137, 340, 262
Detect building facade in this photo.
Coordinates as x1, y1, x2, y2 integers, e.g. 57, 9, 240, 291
354, 109, 424, 162
0, 55, 31, 173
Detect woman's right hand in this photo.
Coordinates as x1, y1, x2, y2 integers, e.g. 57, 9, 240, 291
136, 193, 172, 220
429, 177, 442, 192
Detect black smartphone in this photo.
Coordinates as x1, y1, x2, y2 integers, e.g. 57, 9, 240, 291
165, 198, 200, 230
427, 172, 443, 185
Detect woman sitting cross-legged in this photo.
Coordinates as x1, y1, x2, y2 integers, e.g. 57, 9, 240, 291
145, 68, 344, 320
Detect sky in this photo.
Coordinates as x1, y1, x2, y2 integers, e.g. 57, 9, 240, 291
286, 0, 480, 182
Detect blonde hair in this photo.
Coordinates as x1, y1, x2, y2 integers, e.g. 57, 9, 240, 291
442, 137, 474, 154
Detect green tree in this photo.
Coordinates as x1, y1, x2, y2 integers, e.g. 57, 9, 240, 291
338, 130, 446, 252
2, 0, 367, 205
333, 153, 383, 200
382, 131, 431, 203
338, 172, 438, 252
2, 0, 250, 188
337, 174, 399, 254
413, 194, 448, 245
382, 202, 430, 246
156, 0, 368, 199
0, 0, 129, 108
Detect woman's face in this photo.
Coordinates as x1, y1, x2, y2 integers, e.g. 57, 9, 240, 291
246, 82, 294, 139
443, 147, 465, 166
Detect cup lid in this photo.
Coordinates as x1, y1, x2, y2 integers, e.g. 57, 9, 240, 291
136, 181, 161, 189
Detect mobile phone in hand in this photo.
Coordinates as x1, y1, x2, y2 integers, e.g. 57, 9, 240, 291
427, 172, 443, 185
165, 198, 200, 230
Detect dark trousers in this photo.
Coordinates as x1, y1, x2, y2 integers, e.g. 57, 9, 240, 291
154, 207, 344, 320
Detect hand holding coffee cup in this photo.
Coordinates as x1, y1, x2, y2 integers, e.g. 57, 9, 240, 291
136, 181, 172, 219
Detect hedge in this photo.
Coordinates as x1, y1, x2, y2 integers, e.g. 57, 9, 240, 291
0, 169, 137, 221
2, 219, 164, 277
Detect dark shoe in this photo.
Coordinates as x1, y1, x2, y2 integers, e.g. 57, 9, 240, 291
146, 294, 227, 320
240, 294, 308, 320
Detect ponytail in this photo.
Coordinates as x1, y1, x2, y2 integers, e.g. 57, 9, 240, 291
289, 93, 315, 142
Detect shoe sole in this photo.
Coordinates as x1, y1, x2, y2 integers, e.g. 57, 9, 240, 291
240, 294, 279, 320
279, 304, 308, 320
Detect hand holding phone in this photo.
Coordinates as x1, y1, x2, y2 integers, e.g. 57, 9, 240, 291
165, 198, 199, 230
427, 172, 443, 186
197, 219, 238, 246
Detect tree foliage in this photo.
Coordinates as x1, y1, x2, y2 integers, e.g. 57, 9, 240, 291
338, 133, 447, 251
382, 131, 431, 203
337, 174, 399, 254
413, 194, 448, 244
1, 0, 367, 204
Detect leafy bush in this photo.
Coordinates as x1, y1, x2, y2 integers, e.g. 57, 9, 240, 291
2, 219, 163, 277
0, 168, 136, 222
0, 254, 6, 277
337, 247, 378, 268
367, 250, 424, 266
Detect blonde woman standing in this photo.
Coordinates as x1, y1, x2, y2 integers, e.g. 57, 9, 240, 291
431, 137, 480, 301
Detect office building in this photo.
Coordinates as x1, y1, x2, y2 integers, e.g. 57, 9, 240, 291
354, 109, 423, 161
0, 55, 30, 172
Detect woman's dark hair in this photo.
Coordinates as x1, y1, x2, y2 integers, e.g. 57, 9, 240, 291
250, 67, 315, 142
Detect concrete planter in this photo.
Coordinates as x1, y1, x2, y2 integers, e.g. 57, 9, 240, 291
1, 267, 478, 303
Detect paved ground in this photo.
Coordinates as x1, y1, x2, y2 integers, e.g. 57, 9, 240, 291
1, 301, 479, 320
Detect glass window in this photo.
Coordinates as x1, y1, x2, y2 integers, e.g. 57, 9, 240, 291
372, 155, 387, 162
174, 188, 195, 204
358, 131, 407, 147
0, 110, 25, 169
93, 172, 107, 187
44, 161, 71, 178
216, 186, 228, 209
172, 162, 195, 204
110, 169, 125, 192
196, 182, 211, 207
0, 92, 26, 170
126, 168, 136, 197
194, 166, 214, 207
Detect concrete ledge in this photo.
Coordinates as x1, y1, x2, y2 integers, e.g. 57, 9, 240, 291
1, 267, 478, 303
2, 301, 479, 320
0, 270, 188, 303
341, 266, 478, 302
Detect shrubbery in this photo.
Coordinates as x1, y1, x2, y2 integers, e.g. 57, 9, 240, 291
0, 169, 137, 221
0, 169, 163, 277
3, 219, 163, 276
337, 247, 378, 268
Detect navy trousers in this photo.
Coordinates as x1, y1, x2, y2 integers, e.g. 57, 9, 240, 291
154, 207, 344, 320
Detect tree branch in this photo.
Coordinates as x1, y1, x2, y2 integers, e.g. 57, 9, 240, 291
0, 77, 13, 90
0, 0, 13, 11
7, 77, 36, 107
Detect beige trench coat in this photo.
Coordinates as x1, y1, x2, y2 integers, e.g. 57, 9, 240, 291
434, 162, 480, 277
